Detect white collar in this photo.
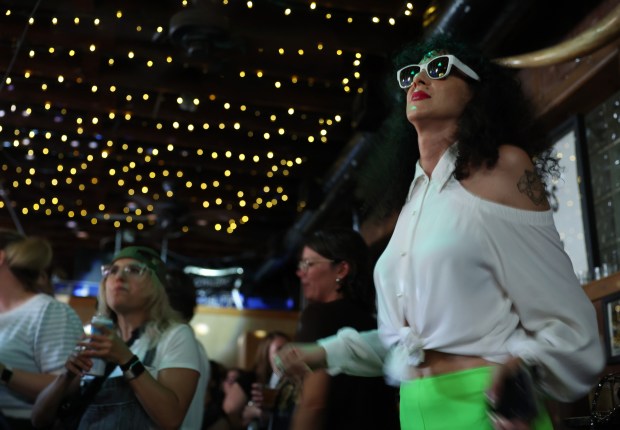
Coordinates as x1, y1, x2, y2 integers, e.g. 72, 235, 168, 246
408, 143, 458, 200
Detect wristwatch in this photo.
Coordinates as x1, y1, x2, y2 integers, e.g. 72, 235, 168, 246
1, 365, 13, 384
121, 356, 146, 381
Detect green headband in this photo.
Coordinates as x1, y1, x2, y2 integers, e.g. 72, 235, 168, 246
111, 246, 167, 286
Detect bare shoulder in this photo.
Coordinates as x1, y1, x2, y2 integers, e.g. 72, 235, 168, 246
496, 144, 531, 167
463, 145, 550, 211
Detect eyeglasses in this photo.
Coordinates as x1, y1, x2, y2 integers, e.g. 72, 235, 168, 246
297, 259, 334, 272
101, 263, 149, 279
396, 54, 480, 89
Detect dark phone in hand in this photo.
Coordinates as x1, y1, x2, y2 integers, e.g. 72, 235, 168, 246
491, 366, 538, 421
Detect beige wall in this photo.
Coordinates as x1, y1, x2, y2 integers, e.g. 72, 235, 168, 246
191, 306, 299, 369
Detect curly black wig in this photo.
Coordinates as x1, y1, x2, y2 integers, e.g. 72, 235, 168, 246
356, 35, 557, 221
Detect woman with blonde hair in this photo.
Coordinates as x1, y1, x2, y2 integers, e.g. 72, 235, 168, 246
0, 229, 83, 429
252, 331, 290, 388
241, 331, 291, 429
31, 245, 207, 429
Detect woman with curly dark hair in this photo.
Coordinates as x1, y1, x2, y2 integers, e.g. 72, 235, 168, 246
358, 35, 557, 222
277, 36, 604, 430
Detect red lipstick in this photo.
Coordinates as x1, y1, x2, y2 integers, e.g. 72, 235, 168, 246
411, 91, 430, 101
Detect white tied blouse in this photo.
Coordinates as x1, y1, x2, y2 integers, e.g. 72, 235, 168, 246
320, 144, 604, 402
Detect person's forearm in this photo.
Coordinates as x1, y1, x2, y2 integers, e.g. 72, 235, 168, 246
291, 371, 329, 430
318, 328, 386, 376
1, 366, 57, 402
129, 369, 198, 429
276, 343, 325, 380
298, 344, 327, 369
291, 403, 325, 430
31, 372, 79, 428
131, 376, 188, 429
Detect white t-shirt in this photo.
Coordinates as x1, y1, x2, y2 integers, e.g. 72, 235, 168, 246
192, 336, 210, 428
107, 323, 206, 430
321, 144, 604, 402
0, 294, 84, 418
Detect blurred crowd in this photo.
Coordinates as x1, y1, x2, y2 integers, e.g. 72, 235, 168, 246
0, 227, 396, 430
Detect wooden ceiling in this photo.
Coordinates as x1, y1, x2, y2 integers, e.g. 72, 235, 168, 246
0, 0, 605, 277
0, 0, 434, 270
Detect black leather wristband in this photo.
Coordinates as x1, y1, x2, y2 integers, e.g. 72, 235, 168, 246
119, 355, 139, 372
1, 366, 13, 384
123, 359, 145, 381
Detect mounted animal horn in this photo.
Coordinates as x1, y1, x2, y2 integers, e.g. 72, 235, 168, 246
495, 3, 620, 68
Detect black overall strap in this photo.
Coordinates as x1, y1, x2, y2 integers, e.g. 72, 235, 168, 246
55, 361, 116, 429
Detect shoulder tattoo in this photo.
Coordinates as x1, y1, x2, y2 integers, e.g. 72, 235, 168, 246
517, 170, 546, 206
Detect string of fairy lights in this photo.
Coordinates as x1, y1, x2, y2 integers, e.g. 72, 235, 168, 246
225, 1, 418, 26
0, 0, 423, 243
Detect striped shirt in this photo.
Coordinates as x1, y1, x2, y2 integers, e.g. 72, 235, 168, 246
0, 294, 84, 417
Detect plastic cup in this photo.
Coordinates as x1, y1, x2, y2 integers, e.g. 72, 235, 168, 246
262, 387, 278, 409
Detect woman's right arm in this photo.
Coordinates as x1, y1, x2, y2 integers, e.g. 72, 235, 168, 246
278, 329, 386, 378
31, 357, 85, 428
0, 363, 57, 403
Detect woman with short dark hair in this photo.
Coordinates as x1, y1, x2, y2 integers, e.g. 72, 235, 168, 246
291, 228, 399, 430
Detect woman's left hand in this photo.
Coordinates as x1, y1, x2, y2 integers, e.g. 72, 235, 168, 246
242, 401, 263, 422
77, 325, 133, 365
488, 414, 531, 430
487, 357, 535, 430
275, 344, 316, 384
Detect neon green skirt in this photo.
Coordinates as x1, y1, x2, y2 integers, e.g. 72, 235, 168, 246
399, 366, 553, 430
